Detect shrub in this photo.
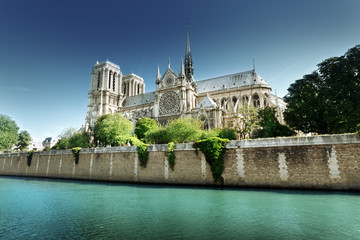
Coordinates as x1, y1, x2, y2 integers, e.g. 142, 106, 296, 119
135, 117, 157, 141
93, 113, 133, 146
166, 117, 202, 143
144, 125, 169, 144
193, 137, 229, 183
218, 128, 237, 140
167, 142, 175, 170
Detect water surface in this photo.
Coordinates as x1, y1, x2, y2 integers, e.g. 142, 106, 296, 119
0, 177, 359, 239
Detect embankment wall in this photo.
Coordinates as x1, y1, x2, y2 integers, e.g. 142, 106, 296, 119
1, 134, 360, 190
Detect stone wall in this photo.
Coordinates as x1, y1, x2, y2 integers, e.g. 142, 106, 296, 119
1, 134, 360, 190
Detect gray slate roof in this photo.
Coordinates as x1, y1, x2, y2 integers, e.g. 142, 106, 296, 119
196, 70, 270, 94
123, 91, 156, 107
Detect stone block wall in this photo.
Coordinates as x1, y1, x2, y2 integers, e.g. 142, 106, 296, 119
1, 134, 360, 190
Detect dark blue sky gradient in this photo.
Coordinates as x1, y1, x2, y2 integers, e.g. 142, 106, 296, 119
0, 0, 359, 141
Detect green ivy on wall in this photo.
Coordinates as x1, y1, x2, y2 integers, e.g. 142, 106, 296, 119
137, 143, 148, 167
167, 142, 175, 170
27, 150, 35, 167
71, 147, 82, 164
193, 137, 229, 183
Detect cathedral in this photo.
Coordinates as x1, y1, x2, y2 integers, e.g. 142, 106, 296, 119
85, 30, 285, 131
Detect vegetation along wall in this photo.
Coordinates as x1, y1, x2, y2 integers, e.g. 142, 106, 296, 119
1, 134, 359, 190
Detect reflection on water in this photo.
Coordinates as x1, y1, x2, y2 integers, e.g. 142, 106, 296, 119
0, 177, 359, 240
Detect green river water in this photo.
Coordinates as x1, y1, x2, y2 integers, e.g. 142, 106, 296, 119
0, 177, 359, 239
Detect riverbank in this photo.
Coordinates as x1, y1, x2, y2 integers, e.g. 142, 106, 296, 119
1, 134, 359, 190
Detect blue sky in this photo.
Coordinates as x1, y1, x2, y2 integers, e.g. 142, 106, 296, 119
0, 0, 359, 141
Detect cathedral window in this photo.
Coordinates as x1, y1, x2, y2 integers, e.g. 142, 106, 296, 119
109, 71, 112, 89
123, 83, 126, 95
137, 84, 140, 95
242, 96, 249, 105
253, 94, 260, 107
113, 74, 116, 91
232, 96, 237, 107
97, 72, 100, 89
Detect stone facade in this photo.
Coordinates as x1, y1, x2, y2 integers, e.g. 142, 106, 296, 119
85, 30, 285, 131
1, 134, 359, 190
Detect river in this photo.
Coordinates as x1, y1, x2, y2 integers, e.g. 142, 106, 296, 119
0, 177, 359, 239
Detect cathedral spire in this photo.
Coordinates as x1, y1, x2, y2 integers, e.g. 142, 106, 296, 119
185, 22, 194, 81
168, 57, 171, 69
180, 58, 185, 77
156, 65, 161, 80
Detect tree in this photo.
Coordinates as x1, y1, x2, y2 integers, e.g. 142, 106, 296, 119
0, 114, 19, 151
134, 117, 157, 141
16, 130, 32, 151
93, 113, 133, 146
253, 107, 296, 138
284, 73, 327, 133
52, 128, 90, 150
228, 105, 260, 139
165, 117, 202, 143
284, 45, 360, 134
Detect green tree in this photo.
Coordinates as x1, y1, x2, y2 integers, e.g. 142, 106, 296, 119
135, 117, 157, 141
93, 113, 133, 146
16, 130, 32, 151
144, 117, 203, 144
284, 73, 327, 133
253, 107, 296, 138
165, 117, 202, 143
284, 45, 360, 134
0, 114, 19, 151
229, 105, 260, 139
52, 128, 90, 150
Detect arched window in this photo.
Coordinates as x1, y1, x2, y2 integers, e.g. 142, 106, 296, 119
232, 96, 237, 106
264, 99, 267, 107
242, 96, 249, 105
123, 83, 126, 95
97, 72, 100, 89
199, 115, 209, 130
109, 71, 112, 89
253, 94, 260, 107
113, 74, 116, 91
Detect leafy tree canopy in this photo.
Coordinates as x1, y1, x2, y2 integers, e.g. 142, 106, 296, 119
0, 114, 19, 151
284, 45, 360, 134
93, 113, 133, 146
134, 117, 157, 141
228, 105, 260, 139
16, 130, 32, 151
253, 107, 296, 138
52, 128, 90, 150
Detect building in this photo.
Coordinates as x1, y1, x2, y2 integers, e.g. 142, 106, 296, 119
42, 137, 57, 149
85, 29, 285, 131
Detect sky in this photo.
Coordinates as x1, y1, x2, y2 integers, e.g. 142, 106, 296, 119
0, 0, 359, 142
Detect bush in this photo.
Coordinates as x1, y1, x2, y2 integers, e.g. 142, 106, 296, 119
144, 125, 169, 144
199, 129, 220, 140
93, 114, 133, 146
193, 137, 229, 183
218, 128, 237, 140
166, 118, 202, 143
135, 117, 157, 141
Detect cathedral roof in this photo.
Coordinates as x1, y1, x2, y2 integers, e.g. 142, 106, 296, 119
123, 91, 156, 107
195, 94, 217, 108
196, 70, 270, 93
